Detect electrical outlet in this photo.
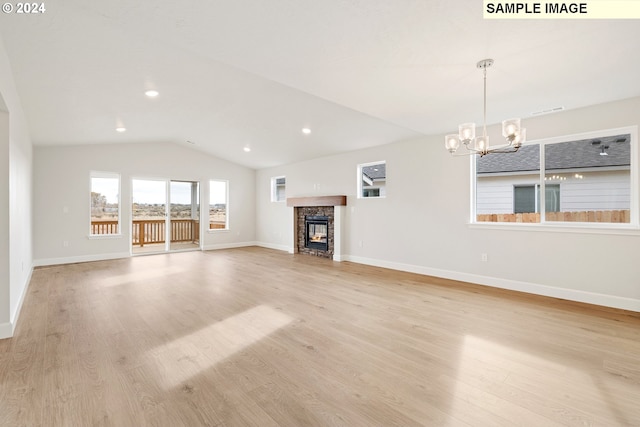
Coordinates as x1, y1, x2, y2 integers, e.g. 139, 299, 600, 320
481, 253, 488, 262
63, 240, 69, 248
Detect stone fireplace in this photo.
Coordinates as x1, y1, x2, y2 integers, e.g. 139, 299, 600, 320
287, 195, 347, 260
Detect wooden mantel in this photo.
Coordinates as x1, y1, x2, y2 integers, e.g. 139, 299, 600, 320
286, 195, 347, 207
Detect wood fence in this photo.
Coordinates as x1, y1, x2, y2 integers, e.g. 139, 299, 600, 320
477, 210, 630, 223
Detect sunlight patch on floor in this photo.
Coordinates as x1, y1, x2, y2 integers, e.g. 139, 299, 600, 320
449, 335, 615, 424
149, 304, 293, 390
97, 265, 186, 287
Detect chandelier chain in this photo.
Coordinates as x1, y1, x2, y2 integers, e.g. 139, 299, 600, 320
483, 66, 488, 138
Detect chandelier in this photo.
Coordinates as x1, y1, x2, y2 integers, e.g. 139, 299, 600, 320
445, 59, 526, 156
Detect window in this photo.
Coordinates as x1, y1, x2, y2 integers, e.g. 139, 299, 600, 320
90, 172, 120, 235
271, 176, 286, 202
475, 126, 636, 226
514, 184, 560, 214
513, 185, 536, 214
358, 161, 386, 198
209, 180, 228, 230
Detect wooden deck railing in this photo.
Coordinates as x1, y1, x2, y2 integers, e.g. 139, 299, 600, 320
91, 220, 119, 234
91, 219, 201, 246
477, 210, 630, 223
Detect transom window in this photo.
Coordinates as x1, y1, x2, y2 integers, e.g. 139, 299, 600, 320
475, 127, 636, 226
271, 176, 286, 202
358, 161, 386, 198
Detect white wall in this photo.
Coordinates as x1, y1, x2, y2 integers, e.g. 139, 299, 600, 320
0, 34, 34, 339
256, 96, 640, 312
33, 142, 255, 265
0, 108, 9, 334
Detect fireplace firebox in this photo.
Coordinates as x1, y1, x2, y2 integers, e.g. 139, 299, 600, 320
304, 216, 329, 251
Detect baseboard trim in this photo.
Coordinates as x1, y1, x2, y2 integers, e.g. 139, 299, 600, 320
5, 263, 35, 338
343, 255, 640, 313
0, 321, 12, 339
255, 241, 293, 253
203, 241, 258, 251
34, 252, 130, 267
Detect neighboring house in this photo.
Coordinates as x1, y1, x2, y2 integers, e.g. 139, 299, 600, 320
361, 163, 387, 198
476, 134, 631, 221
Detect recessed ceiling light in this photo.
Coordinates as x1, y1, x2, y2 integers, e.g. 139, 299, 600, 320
145, 90, 159, 98
302, 128, 311, 135
116, 127, 126, 132
243, 146, 251, 152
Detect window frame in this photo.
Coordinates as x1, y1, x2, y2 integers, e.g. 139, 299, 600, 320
471, 126, 639, 232
271, 176, 286, 202
89, 171, 121, 238
208, 179, 229, 232
357, 161, 387, 199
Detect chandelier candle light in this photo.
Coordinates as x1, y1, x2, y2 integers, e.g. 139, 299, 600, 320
445, 59, 526, 156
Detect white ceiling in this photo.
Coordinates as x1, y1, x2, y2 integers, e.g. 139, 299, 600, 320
1, 0, 639, 169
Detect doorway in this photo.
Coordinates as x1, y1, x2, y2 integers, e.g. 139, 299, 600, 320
169, 180, 200, 251
131, 179, 201, 255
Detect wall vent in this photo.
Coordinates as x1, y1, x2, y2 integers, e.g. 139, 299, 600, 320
531, 106, 565, 116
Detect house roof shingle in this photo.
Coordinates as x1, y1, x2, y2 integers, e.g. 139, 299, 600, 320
477, 134, 631, 174
362, 163, 386, 180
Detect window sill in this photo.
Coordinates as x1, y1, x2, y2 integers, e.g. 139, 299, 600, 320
468, 221, 640, 236
88, 233, 123, 239
207, 229, 230, 233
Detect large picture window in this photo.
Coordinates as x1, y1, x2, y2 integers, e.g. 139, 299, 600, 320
90, 172, 120, 235
475, 127, 636, 226
209, 180, 228, 230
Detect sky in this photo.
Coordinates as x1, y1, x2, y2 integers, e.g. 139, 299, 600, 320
92, 177, 226, 205
91, 177, 119, 203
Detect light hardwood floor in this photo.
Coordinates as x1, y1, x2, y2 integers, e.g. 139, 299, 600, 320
1, 247, 639, 426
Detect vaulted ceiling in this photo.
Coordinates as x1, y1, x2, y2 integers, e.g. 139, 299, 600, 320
1, 0, 639, 169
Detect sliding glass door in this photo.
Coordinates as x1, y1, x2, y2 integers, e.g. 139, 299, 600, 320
131, 179, 200, 254
169, 181, 200, 251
